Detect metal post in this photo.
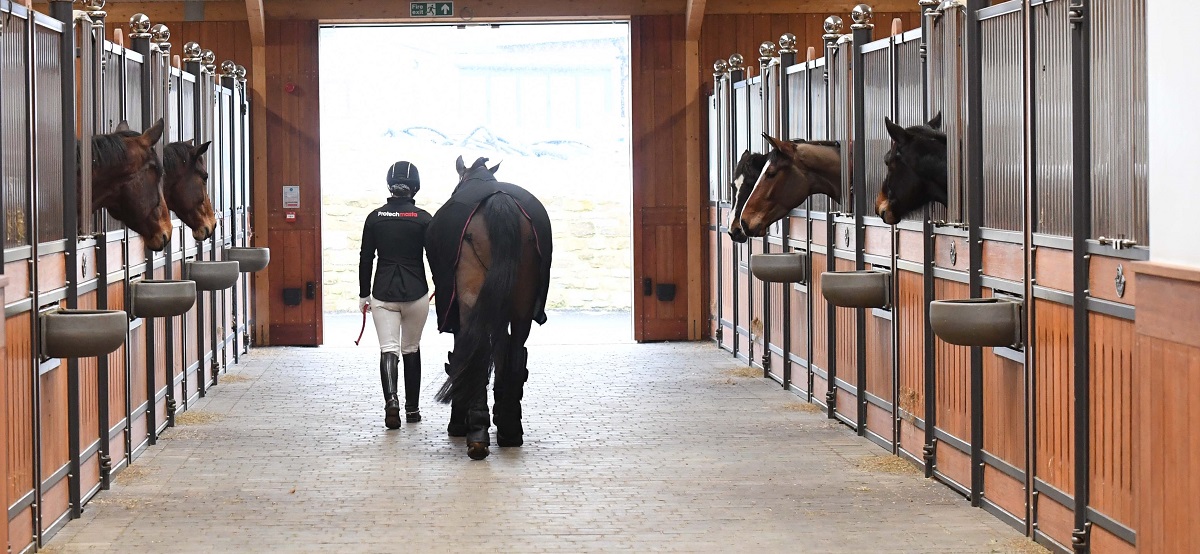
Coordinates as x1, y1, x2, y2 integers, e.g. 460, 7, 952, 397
1068, 0, 1092, 550
918, 0, 940, 480
758, 40, 777, 378
237, 65, 251, 352
804, 47, 816, 403
713, 60, 728, 349
851, 4, 874, 435
25, 0, 42, 537
50, 0, 80, 521
888, 18, 903, 456
778, 33, 797, 390
964, 0, 987, 507
822, 16, 843, 418
184, 45, 207, 398
222, 64, 239, 366
727, 53, 744, 361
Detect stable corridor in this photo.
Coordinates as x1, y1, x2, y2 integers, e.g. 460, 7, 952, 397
44, 313, 1029, 553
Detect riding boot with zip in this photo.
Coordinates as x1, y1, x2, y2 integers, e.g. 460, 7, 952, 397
380, 352, 401, 429
402, 351, 422, 422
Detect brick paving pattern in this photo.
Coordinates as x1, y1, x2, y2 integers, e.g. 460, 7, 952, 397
45, 312, 1035, 553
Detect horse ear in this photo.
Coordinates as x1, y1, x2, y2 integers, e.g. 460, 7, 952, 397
763, 134, 796, 160
115, 120, 131, 132
488, 161, 501, 174
927, 111, 942, 130
885, 117, 910, 144
193, 141, 212, 158
455, 155, 466, 177
141, 118, 165, 147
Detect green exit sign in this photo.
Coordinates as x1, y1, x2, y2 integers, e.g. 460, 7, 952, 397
410, 2, 453, 17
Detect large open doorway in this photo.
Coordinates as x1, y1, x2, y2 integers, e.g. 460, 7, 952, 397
318, 22, 634, 345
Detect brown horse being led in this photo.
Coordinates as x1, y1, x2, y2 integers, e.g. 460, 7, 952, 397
738, 134, 842, 238
91, 119, 172, 251
163, 140, 217, 241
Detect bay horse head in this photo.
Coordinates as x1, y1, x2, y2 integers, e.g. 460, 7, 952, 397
91, 119, 171, 251
455, 155, 501, 183
726, 150, 767, 244
876, 113, 947, 225
739, 135, 842, 238
163, 140, 217, 241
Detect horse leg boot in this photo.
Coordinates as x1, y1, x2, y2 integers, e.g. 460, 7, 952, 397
444, 351, 468, 437
466, 390, 491, 460
495, 347, 527, 447
402, 351, 422, 422
380, 352, 401, 429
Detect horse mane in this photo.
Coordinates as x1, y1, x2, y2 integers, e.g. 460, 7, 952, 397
91, 130, 139, 168
162, 142, 191, 174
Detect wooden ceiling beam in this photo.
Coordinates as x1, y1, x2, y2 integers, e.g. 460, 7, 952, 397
246, 0, 266, 46
99, 0, 916, 23
685, 0, 707, 41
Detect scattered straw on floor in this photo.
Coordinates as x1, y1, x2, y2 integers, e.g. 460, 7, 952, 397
114, 465, 152, 484
855, 454, 921, 475
989, 538, 1051, 553
782, 402, 822, 414
89, 496, 143, 510
725, 366, 761, 379
174, 410, 223, 426
219, 373, 252, 384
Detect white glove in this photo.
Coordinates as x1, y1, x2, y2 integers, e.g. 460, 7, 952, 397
359, 296, 371, 313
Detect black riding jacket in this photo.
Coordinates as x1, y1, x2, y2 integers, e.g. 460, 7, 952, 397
359, 196, 433, 302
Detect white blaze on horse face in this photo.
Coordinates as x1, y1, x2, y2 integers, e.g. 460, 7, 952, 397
727, 172, 747, 231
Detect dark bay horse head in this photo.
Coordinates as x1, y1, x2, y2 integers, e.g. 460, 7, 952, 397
727, 150, 767, 243
454, 155, 501, 185
91, 119, 171, 251
739, 134, 842, 238
877, 113, 947, 225
163, 140, 217, 241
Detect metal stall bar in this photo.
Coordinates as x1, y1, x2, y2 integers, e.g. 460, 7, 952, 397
148, 23, 172, 439
130, 15, 155, 454
185, 50, 208, 399
757, 41, 774, 380
918, 0, 940, 479
965, 0, 988, 508
777, 34, 797, 390
821, 17, 842, 419
727, 56, 745, 363
1068, 0, 1092, 550
851, 7, 874, 439
713, 60, 727, 350
222, 68, 239, 365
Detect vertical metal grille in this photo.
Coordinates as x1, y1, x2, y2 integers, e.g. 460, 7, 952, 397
749, 78, 763, 152
1033, 0, 1072, 236
34, 23, 64, 244
708, 92, 720, 203
980, 9, 1024, 231
863, 45, 891, 216
733, 81, 749, 159
829, 44, 850, 213
808, 60, 829, 213
169, 71, 182, 142
895, 33, 924, 127
786, 67, 808, 143
180, 73, 195, 142
2, 10, 30, 248
928, 6, 966, 224
1089, 0, 1148, 244
124, 56, 143, 130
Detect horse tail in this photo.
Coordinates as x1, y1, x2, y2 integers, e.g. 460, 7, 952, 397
435, 193, 524, 405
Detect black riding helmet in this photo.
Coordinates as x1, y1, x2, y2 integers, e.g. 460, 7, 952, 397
386, 161, 420, 197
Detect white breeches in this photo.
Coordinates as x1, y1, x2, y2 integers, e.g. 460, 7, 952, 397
370, 296, 430, 354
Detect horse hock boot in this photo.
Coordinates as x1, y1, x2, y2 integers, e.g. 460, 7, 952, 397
402, 351, 422, 422
380, 352, 401, 429
466, 392, 491, 460
444, 351, 469, 437
495, 347, 528, 448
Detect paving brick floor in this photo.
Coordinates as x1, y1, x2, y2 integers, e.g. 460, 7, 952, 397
44, 311, 1039, 553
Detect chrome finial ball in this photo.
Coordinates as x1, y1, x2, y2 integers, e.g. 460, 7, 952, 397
221, 60, 237, 76
183, 42, 202, 60
823, 15, 844, 35
758, 41, 778, 59
235, 65, 247, 81
778, 33, 797, 53
713, 59, 729, 75
129, 13, 151, 37
83, 0, 106, 10
150, 24, 170, 43
727, 53, 745, 70
201, 49, 216, 66
851, 4, 874, 27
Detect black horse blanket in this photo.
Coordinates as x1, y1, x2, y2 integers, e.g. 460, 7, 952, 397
426, 167, 553, 334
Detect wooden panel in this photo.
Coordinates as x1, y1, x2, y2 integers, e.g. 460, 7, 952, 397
863, 225, 890, 257
766, 243, 786, 381
1034, 246, 1072, 292
786, 218, 808, 241
77, 292, 102, 479
865, 310, 892, 399
984, 464, 1025, 521
981, 240, 1023, 282
1035, 495, 1074, 550
1133, 264, 1200, 552
1088, 255, 1136, 305
897, 270, 925, 420
1088, 312, 1134, 530
1033, 299, 1074, 494
5, 312, 33, 531
833, 222, 855, 252
39, 366, 68, 477
4, 260, 29, 304
899, 419, 923, 462
720, 238, 734, 347
1089, 525, 1135, 554
866, 401, 891, 444
810, 254, 829, 373
750, 240, 766, 354
8, 506, 31, 554
934, 279, 971, 442
36, 252, 67, 294
106, 240, 124, 275
983, 346, 1025, 467
40, 476, 69, 534
936, 440, 971, 490
898, 229, 923, 263
0, 291, 6, 550
933, 235, 970, 271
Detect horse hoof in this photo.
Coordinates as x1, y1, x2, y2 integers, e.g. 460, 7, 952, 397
497, 434, 523, 448
384, 407, 401, 430
467, 443, 490, 460
447, 423, 468, 437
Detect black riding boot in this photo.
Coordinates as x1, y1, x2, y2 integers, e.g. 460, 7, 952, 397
402, 351, 422, 422
380, 352, 401, 429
